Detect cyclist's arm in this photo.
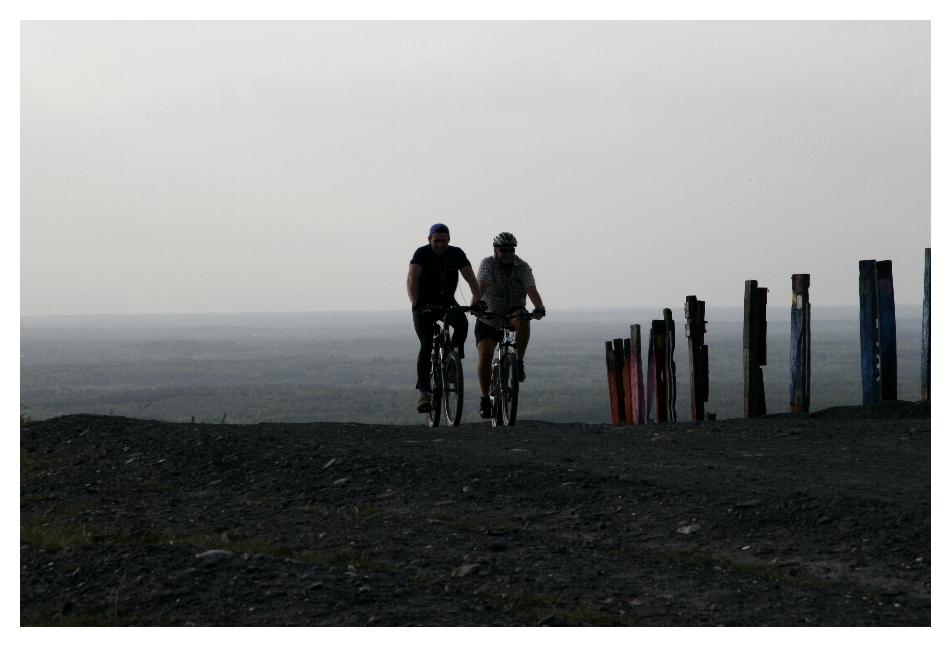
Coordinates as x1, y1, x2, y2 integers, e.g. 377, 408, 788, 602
527, 286, 545, 312
460, 266, 482, 304
407, 263, 422, 307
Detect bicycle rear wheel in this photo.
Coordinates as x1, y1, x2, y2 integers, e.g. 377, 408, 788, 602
427, 355, 442, 427
443, 350, 464, 426
499, 352, 520, 426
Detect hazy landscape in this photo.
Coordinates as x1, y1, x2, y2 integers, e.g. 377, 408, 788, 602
20, 305, 925, 426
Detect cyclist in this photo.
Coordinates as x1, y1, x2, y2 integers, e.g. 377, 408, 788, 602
475, 232, 546, 418
407, 223, 485, 413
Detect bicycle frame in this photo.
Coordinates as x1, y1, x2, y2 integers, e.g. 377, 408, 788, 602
419, 305, 471, 427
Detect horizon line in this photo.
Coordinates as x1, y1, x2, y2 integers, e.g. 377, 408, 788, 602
20, 303, 925, 319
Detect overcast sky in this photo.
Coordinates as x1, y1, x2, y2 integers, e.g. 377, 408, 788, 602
20, 21, 930, 315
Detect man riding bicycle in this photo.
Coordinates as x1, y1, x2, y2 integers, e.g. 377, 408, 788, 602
407, 223, 485, 413
475, 232, 546, 419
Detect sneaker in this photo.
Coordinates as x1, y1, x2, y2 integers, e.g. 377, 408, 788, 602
416, 395, 432, 413
518, 362, 526, 383
479, 396, 492, 419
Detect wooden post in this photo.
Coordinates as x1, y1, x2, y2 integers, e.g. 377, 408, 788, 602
663, 308, 677, 422
651, 320, 669, 423
629, 325, 646, 425
876, 261, 897, 401
622, 338, 633, 425
922, 248, 930, 401
744, 280, 768, 417
605, 341, 621, 424
613, 338, 627, 424
858, 260, 881, 404
684, 296, 708, 422
790, 274, 811, 413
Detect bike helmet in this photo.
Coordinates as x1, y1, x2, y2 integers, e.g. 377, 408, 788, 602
492, 232, 518, 247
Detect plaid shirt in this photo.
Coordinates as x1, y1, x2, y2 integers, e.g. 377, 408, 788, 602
477, 255, 536, 329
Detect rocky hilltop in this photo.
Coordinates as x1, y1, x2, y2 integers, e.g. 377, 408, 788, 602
20, 402, 930, 626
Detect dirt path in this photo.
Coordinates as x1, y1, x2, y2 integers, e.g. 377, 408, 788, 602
21, 403, 930, 625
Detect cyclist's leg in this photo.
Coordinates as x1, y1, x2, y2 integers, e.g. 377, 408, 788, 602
474, 321, 498, 397
512, 310, 531, 361
446, 307, 468, 359
412, 310, 435, 392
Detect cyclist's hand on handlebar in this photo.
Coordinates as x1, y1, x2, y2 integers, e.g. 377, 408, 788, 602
471, 300, 488, 315
531, 306, 546, 320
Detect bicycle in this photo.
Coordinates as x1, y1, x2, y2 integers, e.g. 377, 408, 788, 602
481, 310, 541, 427
418, 305, 472, 427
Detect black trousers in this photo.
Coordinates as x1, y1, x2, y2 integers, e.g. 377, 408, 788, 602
413, 308, 469, 390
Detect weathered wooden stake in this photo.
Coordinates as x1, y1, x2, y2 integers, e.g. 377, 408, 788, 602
622, 338, 633, 425
650, 319, 669, 423
876, 261, 897, 401
743, 280, 768, 417
612, 338, 627, 423
922, 248, 930, 401
605, 341, 622, 424
663, 308, 677, 422
790, 274, 811, 413
684, 296, 708, 422
858, 260, 881, 404
629, 324, 646, 425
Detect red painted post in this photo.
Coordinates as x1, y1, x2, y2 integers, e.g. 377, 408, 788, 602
605, 341, 621, 425
651, 320, 669, 423
629, 324, 646, 425
622, 338, 633, 425
612, 338, 627, 424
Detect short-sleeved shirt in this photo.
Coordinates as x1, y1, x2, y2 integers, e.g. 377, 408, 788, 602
410, 245, 472, 310
477, 255, 536, 329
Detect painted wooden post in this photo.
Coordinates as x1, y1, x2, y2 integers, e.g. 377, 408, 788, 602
629, 324, 646, 425
663, 308, 677, 422
877, 261, 897, 401
922, 248, 931, 401
613, 338, 628, 424
622, 338, 633, 425
605, 341, 622, 424
651, 319, 669, 423
684, 296, 708, 422
744, 280, 768, 417
789, 274, 811, 413
858, 260, 881, 404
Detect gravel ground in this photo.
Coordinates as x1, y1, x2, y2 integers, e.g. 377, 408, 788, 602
20, 402, 930, 626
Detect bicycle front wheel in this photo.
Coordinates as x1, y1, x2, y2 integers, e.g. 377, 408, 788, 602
499, 352, 520, 426
427, 356, 442, 427
443, 350, 464, 426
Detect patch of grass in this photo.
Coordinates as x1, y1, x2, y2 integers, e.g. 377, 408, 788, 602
480, 587, 616, 626
20, 451, 42, 482
20, 521, 92, 549
429, 514, 522, 535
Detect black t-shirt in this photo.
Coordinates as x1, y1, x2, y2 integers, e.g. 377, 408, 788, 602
410, 245, 471, 309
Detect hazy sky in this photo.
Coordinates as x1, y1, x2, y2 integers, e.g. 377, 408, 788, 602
20, 21, 930, 315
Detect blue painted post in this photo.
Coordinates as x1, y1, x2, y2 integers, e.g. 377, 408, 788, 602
877, 261, 897, 401
858, 260, 881, 404
789, 274, 811, 413
922, 248, 931, 401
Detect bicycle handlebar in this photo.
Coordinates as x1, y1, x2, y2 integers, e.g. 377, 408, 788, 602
479, 310, 544, 321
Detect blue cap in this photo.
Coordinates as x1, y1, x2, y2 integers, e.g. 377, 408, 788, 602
429, 223, 450, 237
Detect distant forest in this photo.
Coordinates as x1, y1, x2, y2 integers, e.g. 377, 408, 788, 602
21, 308, 926, 425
